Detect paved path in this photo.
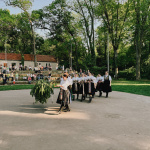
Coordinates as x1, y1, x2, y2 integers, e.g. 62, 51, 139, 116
0, 89, 150, 150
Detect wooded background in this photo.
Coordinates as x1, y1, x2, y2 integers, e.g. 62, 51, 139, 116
0, 0, 149, 80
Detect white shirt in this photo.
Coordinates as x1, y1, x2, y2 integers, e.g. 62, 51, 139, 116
79, 77, 85, 82
103, 75, 112, 81
61, 79, 70, 90
60, 77, 72, 85
84, 76, 88, 82
92, 76, 97, 84
60, 78, 63, 85
86, 76, 94, 81
72, 77, 79, 82
68, 76, 72, 85
27, 73, 30, 77
97, 76, 104, 82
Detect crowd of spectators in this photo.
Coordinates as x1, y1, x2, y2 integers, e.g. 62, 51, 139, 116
0, 64, 52, 85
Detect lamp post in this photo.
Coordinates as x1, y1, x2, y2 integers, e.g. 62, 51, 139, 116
5, 37, 7, 67
71, 43, 72, 70
107, 33, 109, 72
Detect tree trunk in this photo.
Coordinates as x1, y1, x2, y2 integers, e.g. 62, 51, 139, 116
114, 48, 118, 78
31, 23, 37, 67
135, 29, 141, 80
135, 0, 141, 80
136, 50, 141, 80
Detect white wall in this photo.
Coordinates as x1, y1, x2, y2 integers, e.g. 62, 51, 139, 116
0, 60, 57, 70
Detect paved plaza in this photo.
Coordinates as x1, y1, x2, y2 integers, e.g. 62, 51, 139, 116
0, 89, 150, 150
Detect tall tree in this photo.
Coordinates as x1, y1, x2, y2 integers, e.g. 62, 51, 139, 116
32, 0, 82, 70
0, 9, 15, 52
133, 0, 150, 80
96, 0, 131, 77
5, 0, 37, 67
69, 0, 96, 66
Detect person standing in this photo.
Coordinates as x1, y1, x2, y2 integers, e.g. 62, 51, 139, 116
10, 72, 14, 81
91, 74, 97, 98
56, 74, 71, 113
72, 74, 80, 100
3, 74, 7, 85
103, 71, 112, 98
96, 74, 104, 97
15, 72, 19, 81
85, 73, 95, 102
79, 73, 86, 101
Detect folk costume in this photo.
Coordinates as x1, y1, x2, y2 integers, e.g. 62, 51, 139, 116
103, 74, 112, 98
92, 75, 97, 98
72, 76, 80, 100
67, 75, 72, 91
79, 76, 86, 101
85, 75, 95, 103
57, 77, 71, 113
67, 75, 73, 101
96, 76, 104, 97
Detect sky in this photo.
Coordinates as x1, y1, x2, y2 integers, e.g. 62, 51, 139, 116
0, 0, 54, 14
0, 0, 54, 37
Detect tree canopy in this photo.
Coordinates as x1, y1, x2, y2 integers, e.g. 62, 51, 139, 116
0, 0, 150, 79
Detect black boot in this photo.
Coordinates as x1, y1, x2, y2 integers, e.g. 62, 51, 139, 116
99, 91, 102, 97
81, 94, 85, 101
77, 94, 79, 100
89, 96, 92, 103
63, 105, 70, 112
92, 94, 94, 98
83, 95, 85, 100
106, 92, 108, 98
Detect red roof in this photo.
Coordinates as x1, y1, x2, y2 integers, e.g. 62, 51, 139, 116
0, 53, 57, 62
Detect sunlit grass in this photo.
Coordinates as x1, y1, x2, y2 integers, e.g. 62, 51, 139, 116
0, 85, 34, 91
112, 80, 150, 96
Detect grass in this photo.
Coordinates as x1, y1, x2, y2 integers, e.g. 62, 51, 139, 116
0, 80, 150, 97
0, 84, 34, 91
111, 80, 150, 96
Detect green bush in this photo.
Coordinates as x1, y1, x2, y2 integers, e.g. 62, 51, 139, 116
118, 67, 136, 80
90, 66, 107, 76
30, 80, 54, 104
141, 65, 150, 79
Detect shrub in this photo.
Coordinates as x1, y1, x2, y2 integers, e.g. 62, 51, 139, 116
90, 66, 107, 76
30, 80, 54, 104
118, 67, 136, 80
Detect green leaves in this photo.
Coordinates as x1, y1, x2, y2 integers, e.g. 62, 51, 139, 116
6, 0, 33, 11
30, 80, 54, 104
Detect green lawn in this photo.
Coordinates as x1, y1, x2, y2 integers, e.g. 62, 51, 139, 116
112, 80, 150, 96
0, 85, 34, 91
0, 80, 150, 97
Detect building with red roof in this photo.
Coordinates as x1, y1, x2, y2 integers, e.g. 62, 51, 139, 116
0, 53, 57, 70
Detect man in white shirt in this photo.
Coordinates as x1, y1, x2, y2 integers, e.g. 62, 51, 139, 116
56, 74, 71, 113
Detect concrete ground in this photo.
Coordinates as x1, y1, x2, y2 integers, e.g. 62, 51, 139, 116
0, 89, 150, 150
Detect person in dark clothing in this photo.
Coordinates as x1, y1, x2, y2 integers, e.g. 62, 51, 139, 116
72, 74, 80, 100
103, 71, 112, 98
3, 75, 7, 85
96, 74, 104, 97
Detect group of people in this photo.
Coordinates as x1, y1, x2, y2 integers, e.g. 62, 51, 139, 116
0, 70, 19, 85
56, 71, 112, 114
